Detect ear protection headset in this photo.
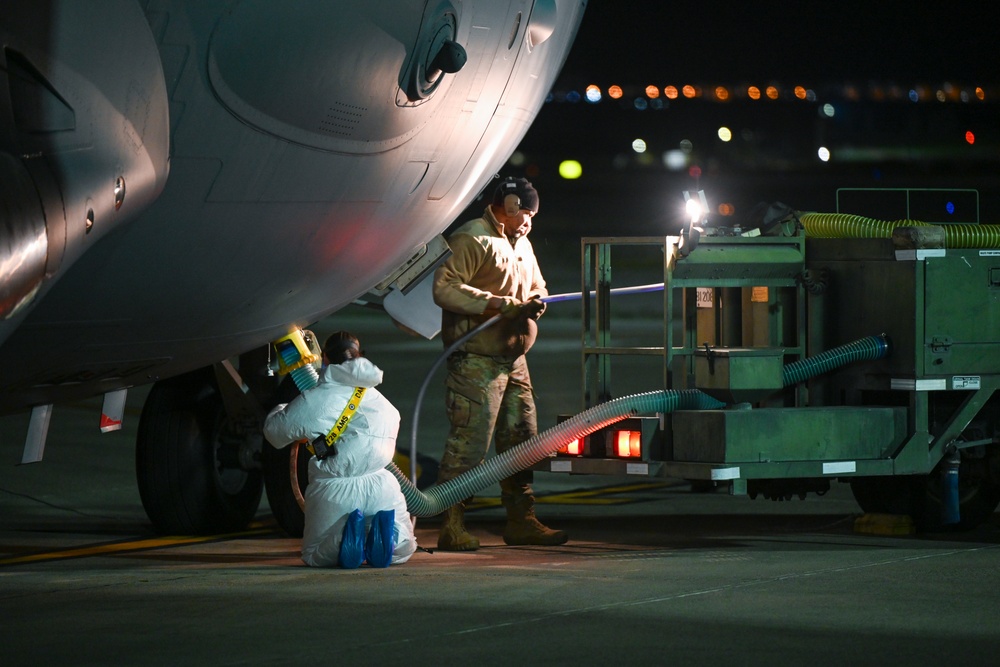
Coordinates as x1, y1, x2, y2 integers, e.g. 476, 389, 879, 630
504, 193, 521, 216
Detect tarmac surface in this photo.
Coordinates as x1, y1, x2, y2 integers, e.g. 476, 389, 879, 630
3, 297, 1000, 666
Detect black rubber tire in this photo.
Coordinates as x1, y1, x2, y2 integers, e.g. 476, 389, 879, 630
136, 368, 262, 535
849, 475, 919, 517
262, 440, 310, 537
912, 459, 1000, 532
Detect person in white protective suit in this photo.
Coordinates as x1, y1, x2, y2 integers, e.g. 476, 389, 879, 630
263, 331, 417, 568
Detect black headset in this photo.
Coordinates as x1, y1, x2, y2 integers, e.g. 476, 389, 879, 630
500, 177, 521, 216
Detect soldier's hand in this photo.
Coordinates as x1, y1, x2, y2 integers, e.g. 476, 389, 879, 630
499, 298, 524, 319
522, 297, 545, 320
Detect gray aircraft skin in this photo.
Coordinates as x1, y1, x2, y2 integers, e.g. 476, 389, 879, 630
0, 0, 586, 534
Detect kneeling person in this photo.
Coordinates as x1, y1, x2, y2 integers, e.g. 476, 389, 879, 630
264, 331, 416, 568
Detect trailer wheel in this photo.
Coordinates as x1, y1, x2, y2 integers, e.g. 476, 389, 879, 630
912, 447, 1000, 532
849, 476, 919, 517
137, 368, 263, 535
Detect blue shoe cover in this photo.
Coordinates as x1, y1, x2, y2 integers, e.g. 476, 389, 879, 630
364, 509, 397, 568
338, 509, 365, 569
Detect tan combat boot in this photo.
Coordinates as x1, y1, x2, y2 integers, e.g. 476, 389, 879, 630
501, 479, 568, 546
437, 501, 480, 551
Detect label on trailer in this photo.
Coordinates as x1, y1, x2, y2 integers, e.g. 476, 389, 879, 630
751, 286, 769, 303
891, 378, 948, 391
550, 460, 573, 472
980, 250, 1000, 257
696, 287, 713, 308
823, 461, 856, 475
711, 467, 741, 480
894, 249, 947, 261
626, 462, 649, 475
952, 376, 981, 390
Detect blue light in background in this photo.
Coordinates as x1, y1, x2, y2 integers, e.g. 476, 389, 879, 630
946, 201, 955, 215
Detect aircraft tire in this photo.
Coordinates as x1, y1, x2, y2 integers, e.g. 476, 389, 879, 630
136, 368, 262, 535
262, 440, 309, 537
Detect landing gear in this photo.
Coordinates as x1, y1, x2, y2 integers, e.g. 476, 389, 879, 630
262, 438, 310, 537
136, 367, 262, 535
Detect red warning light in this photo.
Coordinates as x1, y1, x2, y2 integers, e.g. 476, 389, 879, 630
559, 438, 585, 456
965, 130, 976, 145
613, 430, 642, 458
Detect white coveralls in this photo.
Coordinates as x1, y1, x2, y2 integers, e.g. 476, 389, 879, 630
263, 357, 417, 567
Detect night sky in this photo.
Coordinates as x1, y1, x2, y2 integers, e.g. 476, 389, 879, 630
502, 1, 1000, 233
556, 1, 995, 85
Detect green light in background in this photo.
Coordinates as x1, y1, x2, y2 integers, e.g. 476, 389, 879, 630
559, 160, 583, 179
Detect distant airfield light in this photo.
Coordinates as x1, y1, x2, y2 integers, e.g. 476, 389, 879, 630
908, 89, 919, 102
508, 150, 526, 167
805, 89, 817, 102
682, 85, 696, 99
961, 90, 970, 103
566, 90, 582, 103
765, 86, 779, 100
817, 147, 831, 162
633, 98, 648, 110
679, 139, 693, 154
608, 85, 623, 99
966, 131, 975, 145
717, 126, 732, 142
632, 138, 647, 153
821, 103, 835, 118
664, 85, 679, 99
688, 165, 702, 179
663, 149, 687, 171
715, 86, 729, 101
976, 87, 985, 100
946, 202, 956, 215
585, 85, 602, 103
747, 86, 761, 100
559, 160, 583, 179
794, 86, 807, 100
718, 203, 735, 216
936, 90, 946, 102
645, 85, 660, 99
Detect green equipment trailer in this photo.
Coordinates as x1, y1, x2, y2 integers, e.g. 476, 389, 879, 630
534, 204, 1000, 532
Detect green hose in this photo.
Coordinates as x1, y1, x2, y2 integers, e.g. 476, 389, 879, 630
391, 334, 891, 517
800, 212, 1000, 249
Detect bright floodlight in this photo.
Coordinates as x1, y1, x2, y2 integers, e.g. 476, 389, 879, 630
685, 197, 704, 223
818, 147, 831, 162
632, 138, 647, 153
717, 127, 732, 142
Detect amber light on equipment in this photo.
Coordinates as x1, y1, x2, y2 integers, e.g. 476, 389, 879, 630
612, 429, 642, 458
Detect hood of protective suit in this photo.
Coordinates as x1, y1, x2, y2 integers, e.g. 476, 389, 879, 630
322, 356, 383, 388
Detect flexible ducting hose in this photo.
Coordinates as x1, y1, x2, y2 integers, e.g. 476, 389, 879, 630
799, 212, 1000, 249
390, 334, 890, 517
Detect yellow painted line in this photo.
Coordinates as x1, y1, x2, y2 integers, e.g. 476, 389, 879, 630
0, 524, 274, 567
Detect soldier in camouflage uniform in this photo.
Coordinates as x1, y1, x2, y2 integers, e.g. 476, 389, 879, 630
431, 176, 568, 551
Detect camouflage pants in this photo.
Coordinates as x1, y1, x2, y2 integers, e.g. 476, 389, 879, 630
438, 352, 537, 499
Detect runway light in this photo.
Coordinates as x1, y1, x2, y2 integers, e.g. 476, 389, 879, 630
818, 146, 831, 162
794, 86, 807, 100
559, 159, 583, 179
965, 130, 975, 145
821, 103, 835, 118
748, 86, 761, 100
613, 429, 642, 458
664, 85, 679, 99
682, 85, 696, 99
608, 85, 623, 99
717, 126, 732, 142
585, 85, 602, 102
645, 85, 660, 99
632, 138, 647, 153
765, 86, 779, 100
715, 86, 729, 101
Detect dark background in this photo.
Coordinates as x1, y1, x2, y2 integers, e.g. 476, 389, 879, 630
463, 1, 999, 239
